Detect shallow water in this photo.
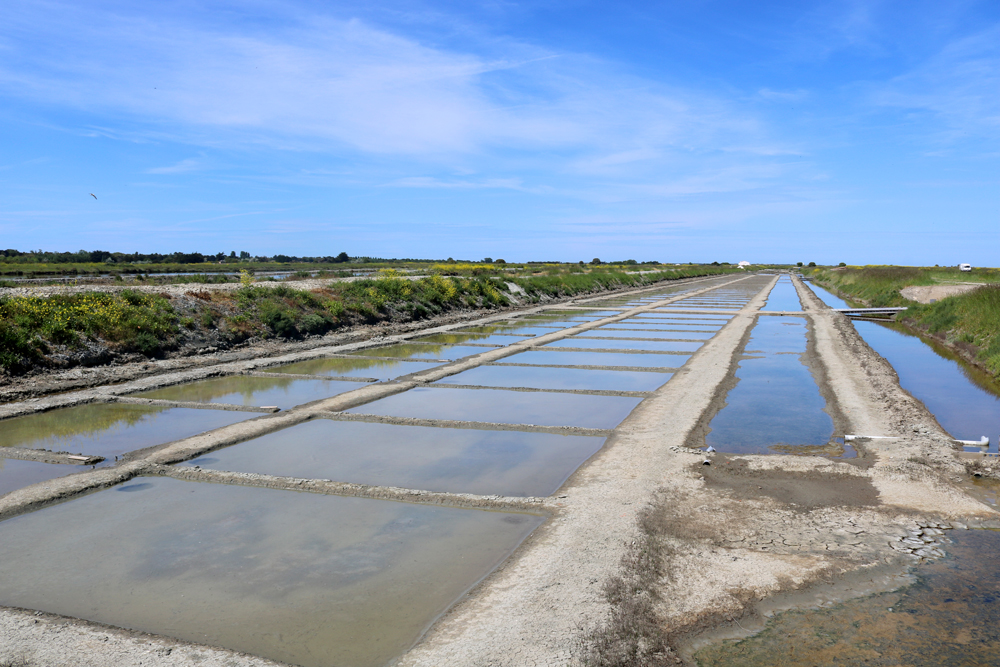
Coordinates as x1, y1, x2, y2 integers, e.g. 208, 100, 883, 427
434, 364, 672, 392
348, 386, 642, 429
0, 477, 541, 667
0, 403, 254, 461
575, 330, 717, 340
809, 284, 1000, 444
761, 276, 803, 312
265, 356, 444, 381
545, 338, 703, 352
415, 331, 534, 345
0, 458, 88, 498
133, 375, 371, 410
496, 349, 689, 369
704, 317, 834, 453
695, 528, 1000, 666
182, 420, 605, 497
602, 322, 721, 332
350, 343, 499, 361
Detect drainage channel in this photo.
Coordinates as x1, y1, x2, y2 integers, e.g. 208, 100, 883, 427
0, 273, 769, 667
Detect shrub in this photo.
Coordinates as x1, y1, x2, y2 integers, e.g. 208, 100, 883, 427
299, 313, 330, 335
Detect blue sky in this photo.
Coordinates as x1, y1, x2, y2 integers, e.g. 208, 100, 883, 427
1, 0, 997, 264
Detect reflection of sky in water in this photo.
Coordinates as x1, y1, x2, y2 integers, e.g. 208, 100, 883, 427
761, 277, 803, 311
182, 420, 605, 497
544, 338, 702, 352
0, 404, 252, 460
134, 375, 370, 410
808, 282, 1000, 444
500, 349, 689, 369
706, 317, 833, 453
349, 386, 641, 429
435, 363, 672, 392
0, 458, 88, 498
266, 356, 444, 381
350, 343, 498, 360
0, 477, 541, 667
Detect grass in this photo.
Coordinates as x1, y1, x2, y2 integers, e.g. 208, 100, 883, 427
808, 265, 1000, 376
0, 266, 738, 375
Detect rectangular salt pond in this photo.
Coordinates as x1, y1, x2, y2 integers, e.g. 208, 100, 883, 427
496, 349, 689, 369
0, 458, 88, 498
576, 330, 716, 340
609, 321, 721, 331
434, 364, 672, 392
132, 375, 372, 410
415, 332, 533, 346
704, 317, 834, 454
181, 420, 605, 497
0, 403, 254, 462
545, 338, 703, 352
761, 276, 804, 311
348, 386, 642, 429
265, 357, 445, 381
0, 477, 541, 667
350, 343, 499, 361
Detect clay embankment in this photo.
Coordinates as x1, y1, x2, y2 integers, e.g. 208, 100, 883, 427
899, 283, 983, 304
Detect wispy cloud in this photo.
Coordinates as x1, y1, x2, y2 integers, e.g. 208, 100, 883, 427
146, 158, 205, 174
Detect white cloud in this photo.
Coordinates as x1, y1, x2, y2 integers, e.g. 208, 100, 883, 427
146, 158, 205, 174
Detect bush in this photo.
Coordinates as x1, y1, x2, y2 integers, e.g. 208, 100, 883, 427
299, 313, 330, 335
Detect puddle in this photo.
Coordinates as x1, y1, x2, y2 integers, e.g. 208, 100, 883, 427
809, 284, 1000, 444
575, 330, 717, 340
350, 343, 499, 361
347, 386, 642, 429
132, 375, 371, 410
0, 477, 542, 667
0, 458, 89, 498
704, 317, 834, 454
415, 332, 533, 345
434, 364, 672, 392
264, 356, 444, 381
181, 420, 605, 497
761, 276, 803, 311
496, 350, 689, 369
0, 404, 255, 462
545, 338, 703, 352
695, 528, 1000, 666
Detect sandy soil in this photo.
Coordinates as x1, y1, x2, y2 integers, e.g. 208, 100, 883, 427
899, 283, 984, 303
1, 272, 996, 667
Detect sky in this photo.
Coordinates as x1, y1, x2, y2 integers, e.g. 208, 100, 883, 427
1, 0, 997, 264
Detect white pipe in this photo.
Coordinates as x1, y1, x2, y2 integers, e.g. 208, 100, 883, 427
954, 436, 989, 447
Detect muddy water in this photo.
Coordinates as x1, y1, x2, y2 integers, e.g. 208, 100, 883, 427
704, 317, 834, 454
0, 477, 542, 667
544, 338, 703, 352
497, 349, 689, 369
695, 528, 1000, 666
265, 356, 444, 380
0, 403, 254, 461
133, 375, 372, 410
809, 284, 1000, 445
435, 364, 671, 392
347, 386, 642, 429
181, 420, 605, 497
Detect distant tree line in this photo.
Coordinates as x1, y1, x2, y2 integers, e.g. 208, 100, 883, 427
0, 249, 351, 264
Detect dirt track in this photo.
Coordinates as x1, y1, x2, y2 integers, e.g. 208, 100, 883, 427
1, 273, 996, 667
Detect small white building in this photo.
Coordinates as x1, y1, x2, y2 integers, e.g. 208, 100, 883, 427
737, 261, 751, 269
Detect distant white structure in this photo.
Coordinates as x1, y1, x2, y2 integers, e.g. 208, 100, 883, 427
737, 261, 751, 269
960, 263, 972, 272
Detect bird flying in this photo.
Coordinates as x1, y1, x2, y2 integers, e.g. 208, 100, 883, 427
90, 193, 97, 199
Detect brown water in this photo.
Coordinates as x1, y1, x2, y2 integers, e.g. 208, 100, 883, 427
0, 477, 541, 667
133, 375, 372, 410
181, 420, 605, 496
696, 529, 1000, 666
347, 386, 642, 429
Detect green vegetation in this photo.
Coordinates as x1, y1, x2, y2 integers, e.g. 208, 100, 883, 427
808, 265, 1000, 375
0, 291, 177, 373
0, 265, 737, 375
